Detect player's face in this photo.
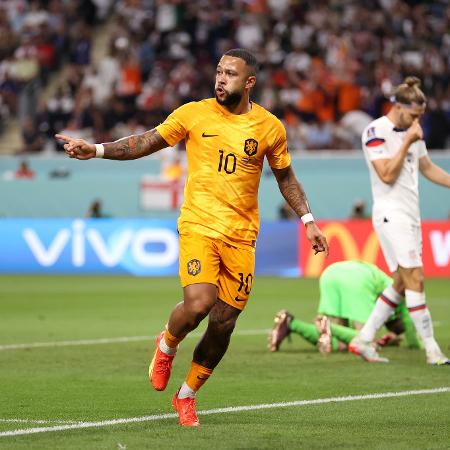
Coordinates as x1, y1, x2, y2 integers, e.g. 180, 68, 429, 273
398, 104, 425, 129
215, 56, 255, 106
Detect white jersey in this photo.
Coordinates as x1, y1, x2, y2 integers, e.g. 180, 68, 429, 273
362, 115, 427, 225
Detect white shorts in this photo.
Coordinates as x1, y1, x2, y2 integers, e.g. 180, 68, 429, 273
374, 215, 423, 273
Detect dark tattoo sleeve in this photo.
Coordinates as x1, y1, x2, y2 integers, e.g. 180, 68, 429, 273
103, 128, 169, 160
272, 165, 311, 218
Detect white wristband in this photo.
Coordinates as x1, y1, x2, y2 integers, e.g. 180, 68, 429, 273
301, 213, 314, 225
95, 143, 105, 158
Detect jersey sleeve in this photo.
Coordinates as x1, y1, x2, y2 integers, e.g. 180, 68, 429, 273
362, 124, 390, 161
417, 139, 428, 159
156, 103, 195, 147
266, 118, 291, 169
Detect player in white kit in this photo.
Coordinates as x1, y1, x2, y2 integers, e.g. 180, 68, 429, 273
349, 77, 450, 365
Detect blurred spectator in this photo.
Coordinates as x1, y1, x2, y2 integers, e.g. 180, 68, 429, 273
2, 0, 450, 153
70, 22, 92, 66
15, 160, 35, 179
0, 60, 19, 116
13, 33, 40, 123
161, 154, 186, 182
303, 121, 334, 150
85, 199, 109, 218
116, 54, 142, 103
82, 65, 112, 106
20, 116, 44, 153
278, 201, 297, 221
49, 166, 70, 179
349, 199, 369, 220
35, 23, 56, 85
335, 110, 373, 149
423, 99, 449, 150
0, 96, 9, 133
0, 0, 106, 131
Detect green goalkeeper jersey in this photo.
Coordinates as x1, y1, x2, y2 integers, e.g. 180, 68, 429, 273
317, 261, 419, 347
318, 260, 392, 323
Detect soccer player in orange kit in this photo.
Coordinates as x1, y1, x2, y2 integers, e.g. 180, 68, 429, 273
56, 48, 328, 427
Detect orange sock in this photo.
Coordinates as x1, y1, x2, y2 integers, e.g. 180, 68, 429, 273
164, 328, 184, 348
185, 361, 213, 391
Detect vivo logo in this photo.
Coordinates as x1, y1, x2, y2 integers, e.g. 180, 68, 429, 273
429, 230, 450, 267
23, 220, 178, 267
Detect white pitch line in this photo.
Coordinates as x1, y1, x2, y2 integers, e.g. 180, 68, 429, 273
0, 419, 80, 425
0, 321, 443, 351
0, 329, 271, 351
1, 387, 448, 438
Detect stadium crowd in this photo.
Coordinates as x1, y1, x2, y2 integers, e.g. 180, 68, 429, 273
1, 0, 449, 153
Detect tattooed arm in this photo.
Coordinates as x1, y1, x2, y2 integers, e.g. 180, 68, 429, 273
272, 165, 312, 218
272, 165, 329, 256
55, 128, 169, 160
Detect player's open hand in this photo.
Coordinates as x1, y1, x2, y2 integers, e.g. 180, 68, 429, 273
305, 222, 329, 256
55, 134, 96, 160
405, 119, 423, 144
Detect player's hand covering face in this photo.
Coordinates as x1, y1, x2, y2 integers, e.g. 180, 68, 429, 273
404, 119, 423, 144
398, 104, 425, 131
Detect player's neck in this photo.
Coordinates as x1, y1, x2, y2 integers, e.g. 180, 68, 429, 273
221, 94, 252, 115
226, 103, 252, 115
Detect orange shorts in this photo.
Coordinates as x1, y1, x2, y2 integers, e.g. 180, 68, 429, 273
179, 231, 255, 310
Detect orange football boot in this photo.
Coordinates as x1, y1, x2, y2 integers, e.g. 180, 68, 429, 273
172, 390, 200, 427
148, 331, 175, 391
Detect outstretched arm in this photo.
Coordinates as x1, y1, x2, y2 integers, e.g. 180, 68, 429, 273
419, 155, 450, 188
55, 128, 169, 160
272, 165, 329, 256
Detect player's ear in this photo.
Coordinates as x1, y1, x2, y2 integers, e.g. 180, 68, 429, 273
246, 75, 256, 89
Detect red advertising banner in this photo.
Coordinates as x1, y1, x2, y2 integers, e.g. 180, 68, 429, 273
299, 220, 450, 277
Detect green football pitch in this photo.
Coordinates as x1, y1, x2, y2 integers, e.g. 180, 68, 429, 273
1, 276, 449, 449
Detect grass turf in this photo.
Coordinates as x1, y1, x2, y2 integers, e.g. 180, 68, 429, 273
0, 276, 449, 449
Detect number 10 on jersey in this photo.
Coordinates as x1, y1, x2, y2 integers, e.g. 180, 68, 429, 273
218, 150, 237, 174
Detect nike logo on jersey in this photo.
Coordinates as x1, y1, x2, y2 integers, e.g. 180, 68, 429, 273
234, 296, 246, 302
202, 132, 219, 138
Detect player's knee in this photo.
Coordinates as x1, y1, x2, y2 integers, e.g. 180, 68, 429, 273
400, 267, 424, 292
183, 294, 215, 324
392, 277, 404, 295
408, 269, 424, 291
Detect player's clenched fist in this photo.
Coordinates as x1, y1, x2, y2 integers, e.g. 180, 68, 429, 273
55, 134, 96, 160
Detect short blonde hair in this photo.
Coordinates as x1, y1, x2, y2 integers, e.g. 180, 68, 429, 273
393, 76, 426, 106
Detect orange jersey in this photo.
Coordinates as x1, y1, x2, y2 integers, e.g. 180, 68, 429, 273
156, 98, 291, 249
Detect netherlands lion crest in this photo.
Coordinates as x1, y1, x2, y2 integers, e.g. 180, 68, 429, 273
244, 138, 258, 157
187, 259, 201, 276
